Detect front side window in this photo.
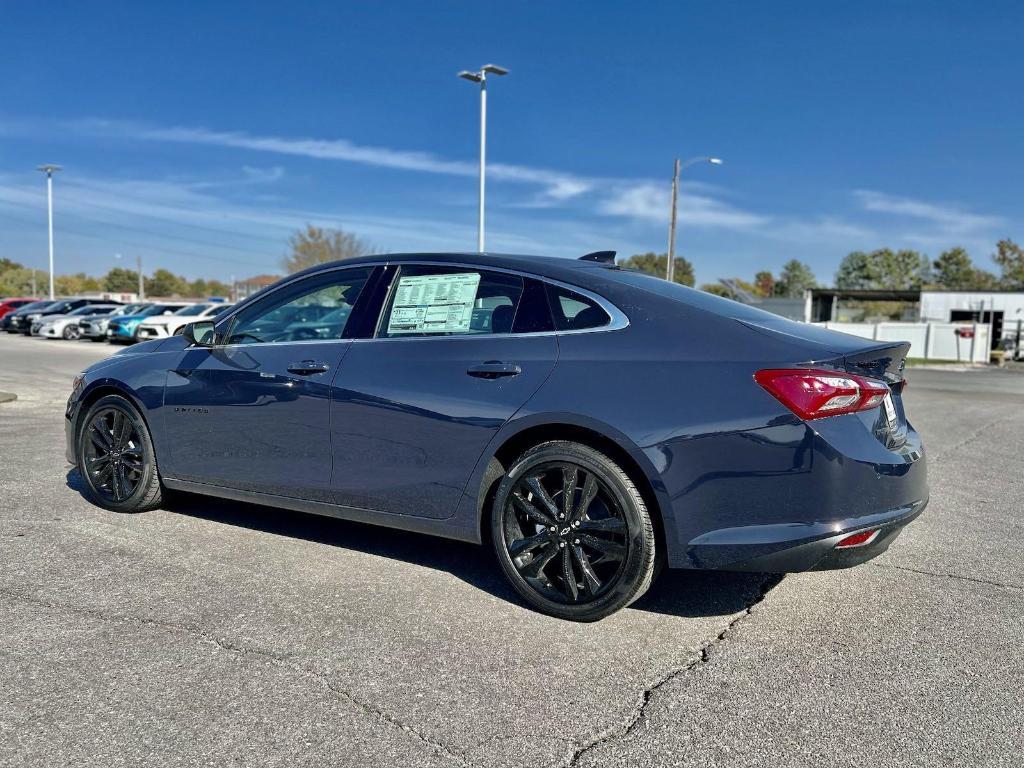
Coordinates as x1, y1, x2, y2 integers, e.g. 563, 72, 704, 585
226, 267, 373, 344
377, 266, 524, 338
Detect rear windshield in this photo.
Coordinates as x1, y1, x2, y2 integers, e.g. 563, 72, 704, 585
611, 269, 799, 324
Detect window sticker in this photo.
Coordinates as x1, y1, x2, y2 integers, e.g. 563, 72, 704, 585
387, 272, 482, 335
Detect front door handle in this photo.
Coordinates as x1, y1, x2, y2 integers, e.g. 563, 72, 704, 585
287, 360, 330, 375
467, 361, 522, 379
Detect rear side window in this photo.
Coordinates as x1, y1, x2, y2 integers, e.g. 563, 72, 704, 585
545, 284, 610, 331
377, 266, 525, 338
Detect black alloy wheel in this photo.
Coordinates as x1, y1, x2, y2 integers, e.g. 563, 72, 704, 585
77, 395, 163, 512
492, 441, 656, 621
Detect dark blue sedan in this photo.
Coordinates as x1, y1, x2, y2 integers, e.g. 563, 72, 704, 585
65, 252, 927, 620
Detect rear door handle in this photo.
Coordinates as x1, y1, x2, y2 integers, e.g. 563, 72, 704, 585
467, 361, 522, 379
287, 360, 330, 375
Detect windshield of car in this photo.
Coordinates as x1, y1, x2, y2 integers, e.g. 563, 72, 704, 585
115, 304, 146, 315
174, 303, 214, 315
139, 304, 183, 316
19, 301, 56, 313
67, 305, 108, 316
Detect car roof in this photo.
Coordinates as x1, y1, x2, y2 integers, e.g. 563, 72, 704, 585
288, 252, 611, 285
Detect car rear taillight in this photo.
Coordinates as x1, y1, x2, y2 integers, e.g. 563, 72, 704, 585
754, 368, 890, 421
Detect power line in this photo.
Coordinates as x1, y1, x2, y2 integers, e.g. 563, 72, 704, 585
0, 197, 283, 256
68, 179, 309, 236
0, 209, 274, 270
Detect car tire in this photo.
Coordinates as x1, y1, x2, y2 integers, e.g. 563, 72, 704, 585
62, 325, 80, 340
491, 440, 656, 622
76, 394, 163, 513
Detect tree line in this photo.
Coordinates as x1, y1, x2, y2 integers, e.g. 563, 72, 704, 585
615, 252, 817, 298
834, 239, 1024, 291
615, 238, 1024, 298
6, 226, 1023, 300
0, 258, 232, 298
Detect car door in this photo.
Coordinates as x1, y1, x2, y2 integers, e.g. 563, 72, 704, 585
163, 265, 376, 500
329, 263, 559, 519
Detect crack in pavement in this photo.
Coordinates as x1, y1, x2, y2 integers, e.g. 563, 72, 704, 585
929, 416, 1008, 462
554, 574, 782, 768
0, 585, 476, 768
871, 562, 1024, 591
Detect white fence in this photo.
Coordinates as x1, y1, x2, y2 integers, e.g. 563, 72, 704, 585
815, 322, 991, 363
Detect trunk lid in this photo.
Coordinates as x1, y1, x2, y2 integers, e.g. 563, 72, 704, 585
740, 317, 911, 445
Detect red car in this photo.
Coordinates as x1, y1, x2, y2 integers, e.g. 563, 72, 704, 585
0, 298, 39, 320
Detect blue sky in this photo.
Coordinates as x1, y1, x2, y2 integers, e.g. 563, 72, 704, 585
1, 1, 1021, 285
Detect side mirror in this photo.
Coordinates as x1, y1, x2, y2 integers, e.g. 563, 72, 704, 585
183, 320, 216, 347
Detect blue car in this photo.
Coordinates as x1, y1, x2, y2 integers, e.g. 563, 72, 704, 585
106, 303, 190, 343
65, 252, 926, 620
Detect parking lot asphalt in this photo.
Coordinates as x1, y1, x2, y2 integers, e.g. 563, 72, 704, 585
1, 333, 1021, 767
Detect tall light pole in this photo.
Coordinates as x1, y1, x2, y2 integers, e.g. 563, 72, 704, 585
36, 164, 62, 299
666, 156, 722, 282
458, 63, 509, 252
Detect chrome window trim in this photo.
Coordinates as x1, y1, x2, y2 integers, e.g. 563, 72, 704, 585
204, 259, 629, 350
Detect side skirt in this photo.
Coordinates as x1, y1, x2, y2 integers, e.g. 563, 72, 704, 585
162, 478, 479, 544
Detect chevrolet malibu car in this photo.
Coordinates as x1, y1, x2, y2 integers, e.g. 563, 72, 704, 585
106, 303, 189, 343
78, 303, 150, 341
134, 302, 232, 341
65, 252, 927, 621
35, 303, 121, 339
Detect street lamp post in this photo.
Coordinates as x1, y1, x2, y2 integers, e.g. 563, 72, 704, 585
36, 164, 62, 299
115, 253, 145, 301
458, 64, 509, 252
666, 156, 722, 282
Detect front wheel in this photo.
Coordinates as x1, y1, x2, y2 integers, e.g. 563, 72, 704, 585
77, 394, 163, 513
491, 441, 656, 621
63, 325, 81, 340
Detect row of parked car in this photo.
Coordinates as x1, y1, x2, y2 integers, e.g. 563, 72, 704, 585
0, 297, 232, 343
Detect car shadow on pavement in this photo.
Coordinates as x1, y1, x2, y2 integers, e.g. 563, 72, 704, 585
66, 469, 781, 619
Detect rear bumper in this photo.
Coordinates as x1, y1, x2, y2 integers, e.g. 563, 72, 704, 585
652, 414, 928, 571
718, 499, 926, 573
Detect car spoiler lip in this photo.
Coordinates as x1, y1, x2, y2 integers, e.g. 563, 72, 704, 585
738, 319, 910, 381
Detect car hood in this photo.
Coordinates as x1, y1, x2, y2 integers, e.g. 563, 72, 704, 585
110, 314, 150, 324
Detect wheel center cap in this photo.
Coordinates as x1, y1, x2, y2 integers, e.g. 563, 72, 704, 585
559, 526, 571, 537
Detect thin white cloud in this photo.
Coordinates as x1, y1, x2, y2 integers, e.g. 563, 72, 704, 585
58, 117, 781, 229
71, 118, 594, 201
598, 182, 770, 229
854, 189, 1003, 234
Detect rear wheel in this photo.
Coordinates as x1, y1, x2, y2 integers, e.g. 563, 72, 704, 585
77, 394, 163, 513
63, 325, 80, 340
491, 441, 656, 621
